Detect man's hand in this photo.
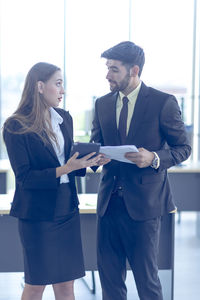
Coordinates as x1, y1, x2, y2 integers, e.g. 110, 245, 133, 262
125, 147, 154, 168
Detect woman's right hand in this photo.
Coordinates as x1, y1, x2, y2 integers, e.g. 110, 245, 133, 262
65, 152, 101, 173
56, 152, 101, 178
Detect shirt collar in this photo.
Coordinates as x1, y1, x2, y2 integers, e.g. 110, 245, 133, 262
50, 107, 63, 126
119, 81, 142, 104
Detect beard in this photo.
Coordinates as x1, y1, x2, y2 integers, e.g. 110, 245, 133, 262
109, 73, 131, 93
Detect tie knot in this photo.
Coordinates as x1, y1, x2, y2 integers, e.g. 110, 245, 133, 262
122, 97, 129, 105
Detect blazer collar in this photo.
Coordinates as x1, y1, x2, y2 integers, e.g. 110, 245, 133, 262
44, 109, 72, 163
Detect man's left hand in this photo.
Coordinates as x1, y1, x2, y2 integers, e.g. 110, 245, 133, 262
125, 147, 154, 168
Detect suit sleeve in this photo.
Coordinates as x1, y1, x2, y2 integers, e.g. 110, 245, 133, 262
3, 129, 59, 190
157, 96, 191, 170
63, 110, 86, 177
90, 99, 104, 145
89, 98, 103, 173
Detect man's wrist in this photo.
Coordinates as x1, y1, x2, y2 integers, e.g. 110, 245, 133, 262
150, 152, 160, 169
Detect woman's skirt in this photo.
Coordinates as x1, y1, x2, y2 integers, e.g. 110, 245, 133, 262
18, 185, 85, 285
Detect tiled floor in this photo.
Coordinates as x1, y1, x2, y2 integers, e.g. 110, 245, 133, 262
0, 212, 199, 299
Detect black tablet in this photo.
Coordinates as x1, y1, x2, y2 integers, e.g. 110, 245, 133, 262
70, 142, 101, 159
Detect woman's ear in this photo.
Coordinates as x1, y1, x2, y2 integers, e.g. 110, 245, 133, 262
130, 65, 140, 77
37, 81, 44, 94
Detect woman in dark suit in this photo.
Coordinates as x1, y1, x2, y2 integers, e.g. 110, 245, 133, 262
3, 62, 101, 300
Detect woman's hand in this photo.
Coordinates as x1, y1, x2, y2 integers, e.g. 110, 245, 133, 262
56, 152, 102, 177
96, 153, 111, 166
66, 152, 101, 172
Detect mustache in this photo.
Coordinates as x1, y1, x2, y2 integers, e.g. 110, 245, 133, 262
108, 80, 116, 84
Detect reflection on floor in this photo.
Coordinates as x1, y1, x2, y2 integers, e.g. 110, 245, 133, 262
0, 212, 199, 300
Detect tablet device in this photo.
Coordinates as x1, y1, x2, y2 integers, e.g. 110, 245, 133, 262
70, 142, 101, 159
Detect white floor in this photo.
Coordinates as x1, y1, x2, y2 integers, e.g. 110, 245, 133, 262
0, 212, 199, 299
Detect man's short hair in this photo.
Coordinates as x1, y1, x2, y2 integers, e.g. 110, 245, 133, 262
101, 41, 145, 77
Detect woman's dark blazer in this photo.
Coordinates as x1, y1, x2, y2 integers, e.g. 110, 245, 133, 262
3, 108, 84, 221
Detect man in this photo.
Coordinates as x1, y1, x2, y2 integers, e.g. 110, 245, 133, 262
90, 41, 191, 300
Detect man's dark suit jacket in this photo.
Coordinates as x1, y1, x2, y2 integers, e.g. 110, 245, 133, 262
3, 108, 84, 221
90, 82, 191, 220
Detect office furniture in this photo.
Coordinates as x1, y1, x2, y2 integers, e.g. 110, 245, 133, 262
168, 163, 200, 237
0, 160, 11, 194
168, 163, 200, 211
0, 193, 175, 300
77, 162, 200, 218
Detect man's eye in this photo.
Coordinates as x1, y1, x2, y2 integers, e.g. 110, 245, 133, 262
56, 82, 61, 86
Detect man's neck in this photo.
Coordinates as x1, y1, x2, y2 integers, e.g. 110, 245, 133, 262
122, 79, 141, 96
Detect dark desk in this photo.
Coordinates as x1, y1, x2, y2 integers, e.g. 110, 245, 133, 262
0, 193, 175, 300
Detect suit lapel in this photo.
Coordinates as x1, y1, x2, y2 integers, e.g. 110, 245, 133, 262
60, 121, 73, 160
43, 134, 60, 164
106, 92, 121, 145
43, 110, 73, 164
126, 82, 149, 143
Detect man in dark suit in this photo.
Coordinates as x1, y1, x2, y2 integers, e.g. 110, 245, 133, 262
90, 41, 191, 300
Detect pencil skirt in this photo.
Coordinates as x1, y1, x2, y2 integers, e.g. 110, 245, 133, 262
18, 211, 85, 285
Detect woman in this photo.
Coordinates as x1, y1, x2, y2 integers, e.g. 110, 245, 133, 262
3, 62, 102, 300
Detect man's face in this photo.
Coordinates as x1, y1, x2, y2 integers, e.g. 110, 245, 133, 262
105, 59, 131, 93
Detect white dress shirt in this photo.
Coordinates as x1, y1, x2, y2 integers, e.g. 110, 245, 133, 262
116, 81, 142, 135
49, 107, 69, 184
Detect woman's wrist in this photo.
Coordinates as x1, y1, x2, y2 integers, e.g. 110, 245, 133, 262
56, 164, 71, 178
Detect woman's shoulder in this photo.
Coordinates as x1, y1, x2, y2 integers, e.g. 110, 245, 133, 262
2, 117, 24, 143
3, 117, 22, 132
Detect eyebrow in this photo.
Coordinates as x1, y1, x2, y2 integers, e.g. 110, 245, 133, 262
107, 66, 119, 71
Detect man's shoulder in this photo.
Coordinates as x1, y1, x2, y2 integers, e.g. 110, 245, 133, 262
145, 83, 174, 99
96, 91, 118, 103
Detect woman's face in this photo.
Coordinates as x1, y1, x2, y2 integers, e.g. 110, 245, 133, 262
38, 70, 65, 107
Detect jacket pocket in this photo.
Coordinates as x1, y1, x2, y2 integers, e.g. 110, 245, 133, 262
141, 172, 165, 184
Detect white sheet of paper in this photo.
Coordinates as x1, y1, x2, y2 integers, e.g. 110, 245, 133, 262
100, 145, 138, 164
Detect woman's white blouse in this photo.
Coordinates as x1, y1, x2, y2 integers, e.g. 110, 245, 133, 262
49, 107, 69, 183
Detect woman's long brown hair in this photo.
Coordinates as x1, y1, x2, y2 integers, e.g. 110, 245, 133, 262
3, 62, 61, 145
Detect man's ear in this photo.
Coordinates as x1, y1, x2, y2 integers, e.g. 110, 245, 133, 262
130, 65, 140, 77
37, 81, 44, 94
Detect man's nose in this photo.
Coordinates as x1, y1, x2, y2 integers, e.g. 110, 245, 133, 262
106, 71, 111, 80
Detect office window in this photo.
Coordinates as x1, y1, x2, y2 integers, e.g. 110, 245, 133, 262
64, 0, 130, 140
0, 0, 197, 159
0, 0, 65, 158
131, 0, 194, 126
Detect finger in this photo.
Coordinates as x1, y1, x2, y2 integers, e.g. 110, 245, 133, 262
99, 153, 107, 158
71, 152, 79, 159
86, 156, 100, 165
125, 152, 138, 158
81, 152, 96, 160
101, 159, 111, 165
